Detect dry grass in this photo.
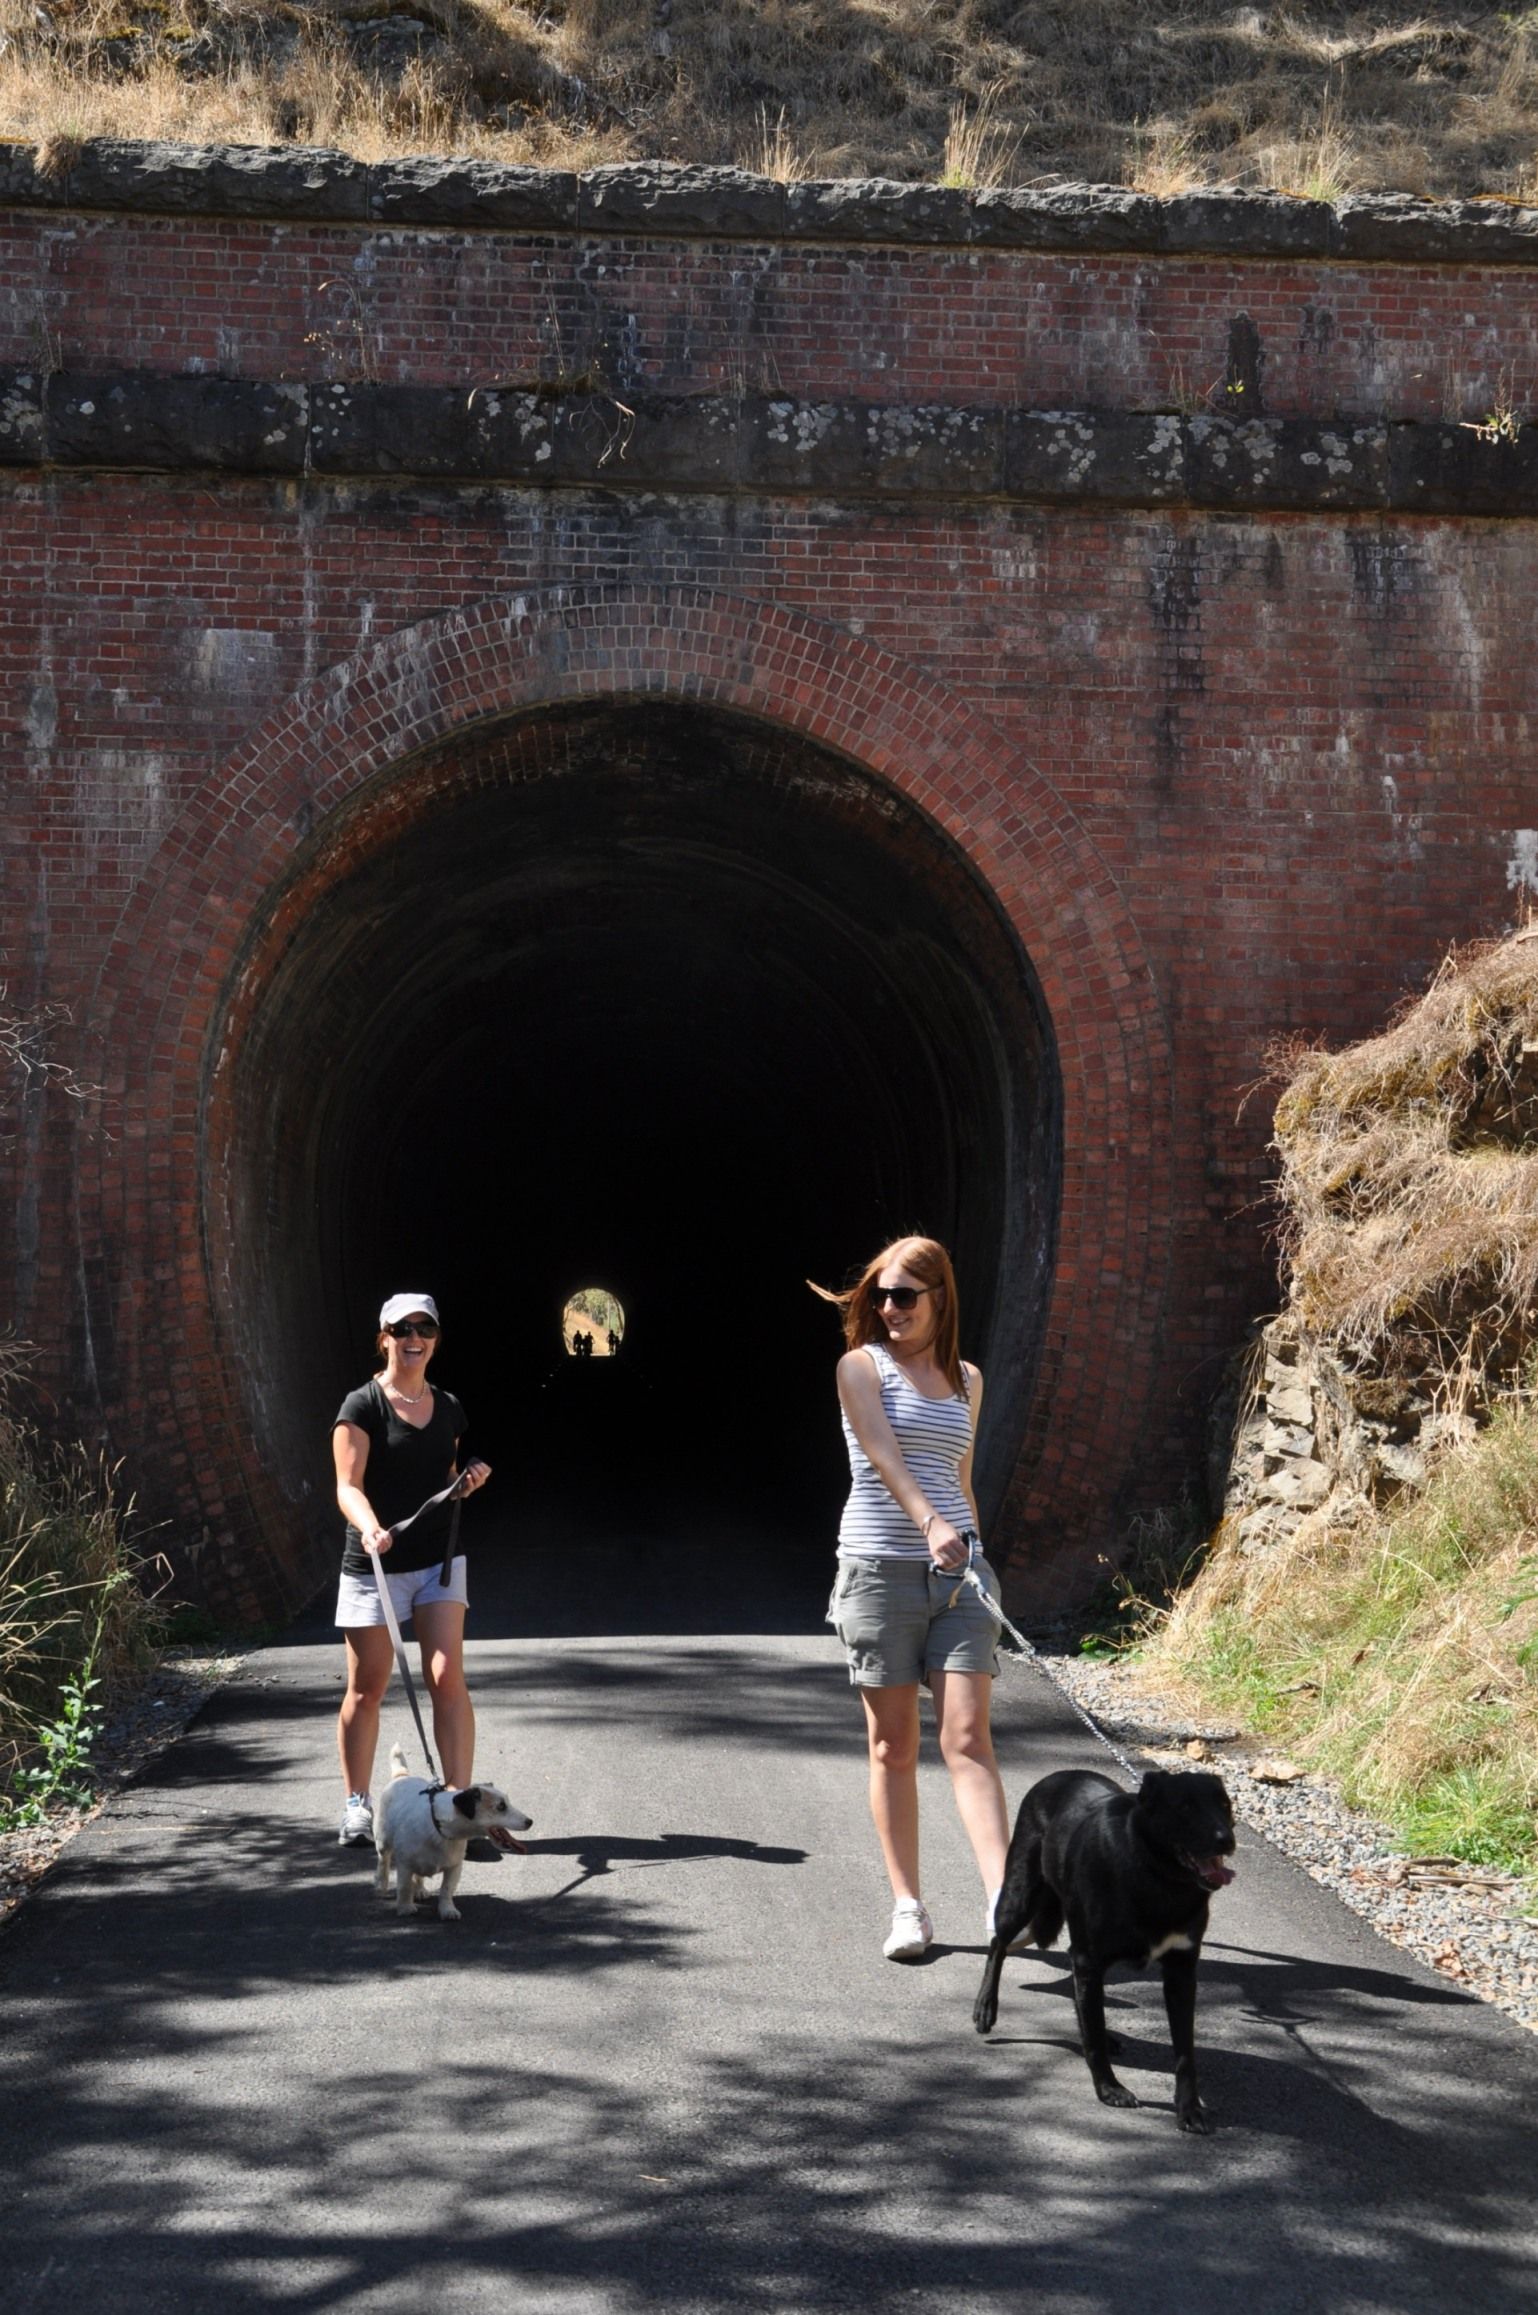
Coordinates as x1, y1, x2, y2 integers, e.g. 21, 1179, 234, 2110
1271, 929, 1538, 1384
0, 1343, 164, 1781
2, 3, 1538, 196
939, 76, 1023, 191
1143, 1394, 1538, 1875
740, 101, 819, 185
1252, 81, 1364, 200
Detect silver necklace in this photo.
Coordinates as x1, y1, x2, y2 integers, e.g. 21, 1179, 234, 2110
385, 1377, 427, 1406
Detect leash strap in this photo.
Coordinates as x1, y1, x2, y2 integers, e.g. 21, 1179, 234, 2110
375, 1470, 473, 1591
364, 1542, 439, 1782
944, 1534, 1037, 1657
941, 1534, 1144, 1781
361, 1471, 476, 1778
439, 1489, 464, 1590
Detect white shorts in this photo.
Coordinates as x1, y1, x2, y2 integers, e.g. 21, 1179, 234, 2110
335, 1555, 468, 1629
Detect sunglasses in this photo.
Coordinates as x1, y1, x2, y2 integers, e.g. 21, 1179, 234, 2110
386, 1318, 440, 1339
867, 1285, 933, 1311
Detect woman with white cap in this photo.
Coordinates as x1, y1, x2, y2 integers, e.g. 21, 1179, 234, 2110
330, 1292, 492, 1849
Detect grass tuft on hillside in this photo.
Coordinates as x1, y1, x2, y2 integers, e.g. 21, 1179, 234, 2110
5, 3, 1538, 199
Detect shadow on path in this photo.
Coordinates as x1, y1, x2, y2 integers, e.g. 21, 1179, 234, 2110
3, 1511, 1537, 2313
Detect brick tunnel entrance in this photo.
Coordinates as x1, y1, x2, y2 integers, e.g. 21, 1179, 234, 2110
211, 699, 1059, 1606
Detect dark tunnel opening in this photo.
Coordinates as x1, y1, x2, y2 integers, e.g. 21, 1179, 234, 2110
215, 701, 1060, 1621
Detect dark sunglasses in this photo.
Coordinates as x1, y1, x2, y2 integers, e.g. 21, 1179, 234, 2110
386, 1318, 440, 1339
868, 1284, 933, 1311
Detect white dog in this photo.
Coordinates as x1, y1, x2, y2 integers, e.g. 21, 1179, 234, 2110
374, 1745, 533, 1920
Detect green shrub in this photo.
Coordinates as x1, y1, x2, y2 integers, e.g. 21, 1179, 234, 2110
0, 1343, 161, 1797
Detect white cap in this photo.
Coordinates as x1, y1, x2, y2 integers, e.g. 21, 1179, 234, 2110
379, 1293, 440, 1328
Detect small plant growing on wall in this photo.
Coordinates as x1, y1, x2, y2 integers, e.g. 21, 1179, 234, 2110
1461, 367, 1529, 446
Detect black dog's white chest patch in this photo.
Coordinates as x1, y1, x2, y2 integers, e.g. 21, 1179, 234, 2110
1146, 1930, 1194, 1962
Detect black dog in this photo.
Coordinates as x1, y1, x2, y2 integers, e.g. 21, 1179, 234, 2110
973, 1768, 1236, 2133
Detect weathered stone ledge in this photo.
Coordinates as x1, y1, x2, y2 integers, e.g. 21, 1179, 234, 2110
1216, 1319, 1470, 1561
4, 370, 1538, 514
3, 140, 1538, 267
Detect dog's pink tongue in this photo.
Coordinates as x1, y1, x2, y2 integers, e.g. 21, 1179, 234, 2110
1203, 1859, 1236, 1889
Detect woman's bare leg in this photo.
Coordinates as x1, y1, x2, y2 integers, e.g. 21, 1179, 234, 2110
414, 1600, 474, 1787
338, 1626, 394, 1795
860, 1683, 923, 1900
931, 1669, 1010, 1892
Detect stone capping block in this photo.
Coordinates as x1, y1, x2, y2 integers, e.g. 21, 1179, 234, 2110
306, 381, 736, 484
577, 163, 786, 238
972, 182, 1334, 257
43, 369, 307, 471
784, 177, 976, 245
2, 138, 1538, 265
1332, 189, 1538, 264
1385, 417, 1538, 515
0, 137, 371, 219
12, 366, 1538, 512
747, 398, 1004, 495
969, 183, 1168, 252
607, 393, 737, 489
1184, 416, 1390, 510
368, 157, 578, 231
1006, 410, 1187, 503
1155, 187, 1336, 256
310, 380, 475, 477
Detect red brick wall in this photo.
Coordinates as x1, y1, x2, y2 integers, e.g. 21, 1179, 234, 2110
4, 158, 1536, 1621
3, 208, 1538, 420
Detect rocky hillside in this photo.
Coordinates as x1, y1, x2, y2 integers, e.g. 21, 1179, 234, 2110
5, 4, 1538, 201
1223, 928, 1538, 1558
1149, 929, 1538, 1883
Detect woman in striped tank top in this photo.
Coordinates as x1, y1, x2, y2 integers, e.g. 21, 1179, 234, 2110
815, 1236, 1012, 1962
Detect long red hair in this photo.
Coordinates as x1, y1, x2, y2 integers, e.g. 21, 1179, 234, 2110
809, 1236, 966, 1398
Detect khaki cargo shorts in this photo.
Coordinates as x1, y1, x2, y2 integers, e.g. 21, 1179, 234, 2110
828, 1551, 1001, 1687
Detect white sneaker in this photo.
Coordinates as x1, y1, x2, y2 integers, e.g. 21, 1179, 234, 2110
883, 1899, 933, 1960
338, 1792, 375, 1847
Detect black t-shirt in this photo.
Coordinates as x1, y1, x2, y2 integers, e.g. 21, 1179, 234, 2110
333, 1379, 468, 1576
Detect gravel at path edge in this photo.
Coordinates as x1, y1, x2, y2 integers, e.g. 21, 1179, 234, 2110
1035, 1650, 1538, 2036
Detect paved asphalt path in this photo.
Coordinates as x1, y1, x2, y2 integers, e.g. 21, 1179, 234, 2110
4, 1517, 1537, 2314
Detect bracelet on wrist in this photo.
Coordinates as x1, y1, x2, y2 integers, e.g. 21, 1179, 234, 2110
920, 1511, 937, 1537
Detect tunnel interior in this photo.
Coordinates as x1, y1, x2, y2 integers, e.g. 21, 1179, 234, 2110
213, 700, 1060, 1616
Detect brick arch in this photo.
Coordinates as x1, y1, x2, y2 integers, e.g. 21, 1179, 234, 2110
79, 585, 1172, 1617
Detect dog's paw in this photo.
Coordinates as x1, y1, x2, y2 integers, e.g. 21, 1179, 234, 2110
1177, 2102, 1214, 2136
1094, 2080, 1139, 2110
437, 1901, 462, 1921
972, 2000, 998, 2036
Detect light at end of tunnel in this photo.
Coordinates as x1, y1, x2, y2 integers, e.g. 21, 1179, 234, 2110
562, 1286, 625, 1358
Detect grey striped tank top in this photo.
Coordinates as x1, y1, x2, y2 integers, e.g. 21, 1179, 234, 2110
838, 1341, 975, 1560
